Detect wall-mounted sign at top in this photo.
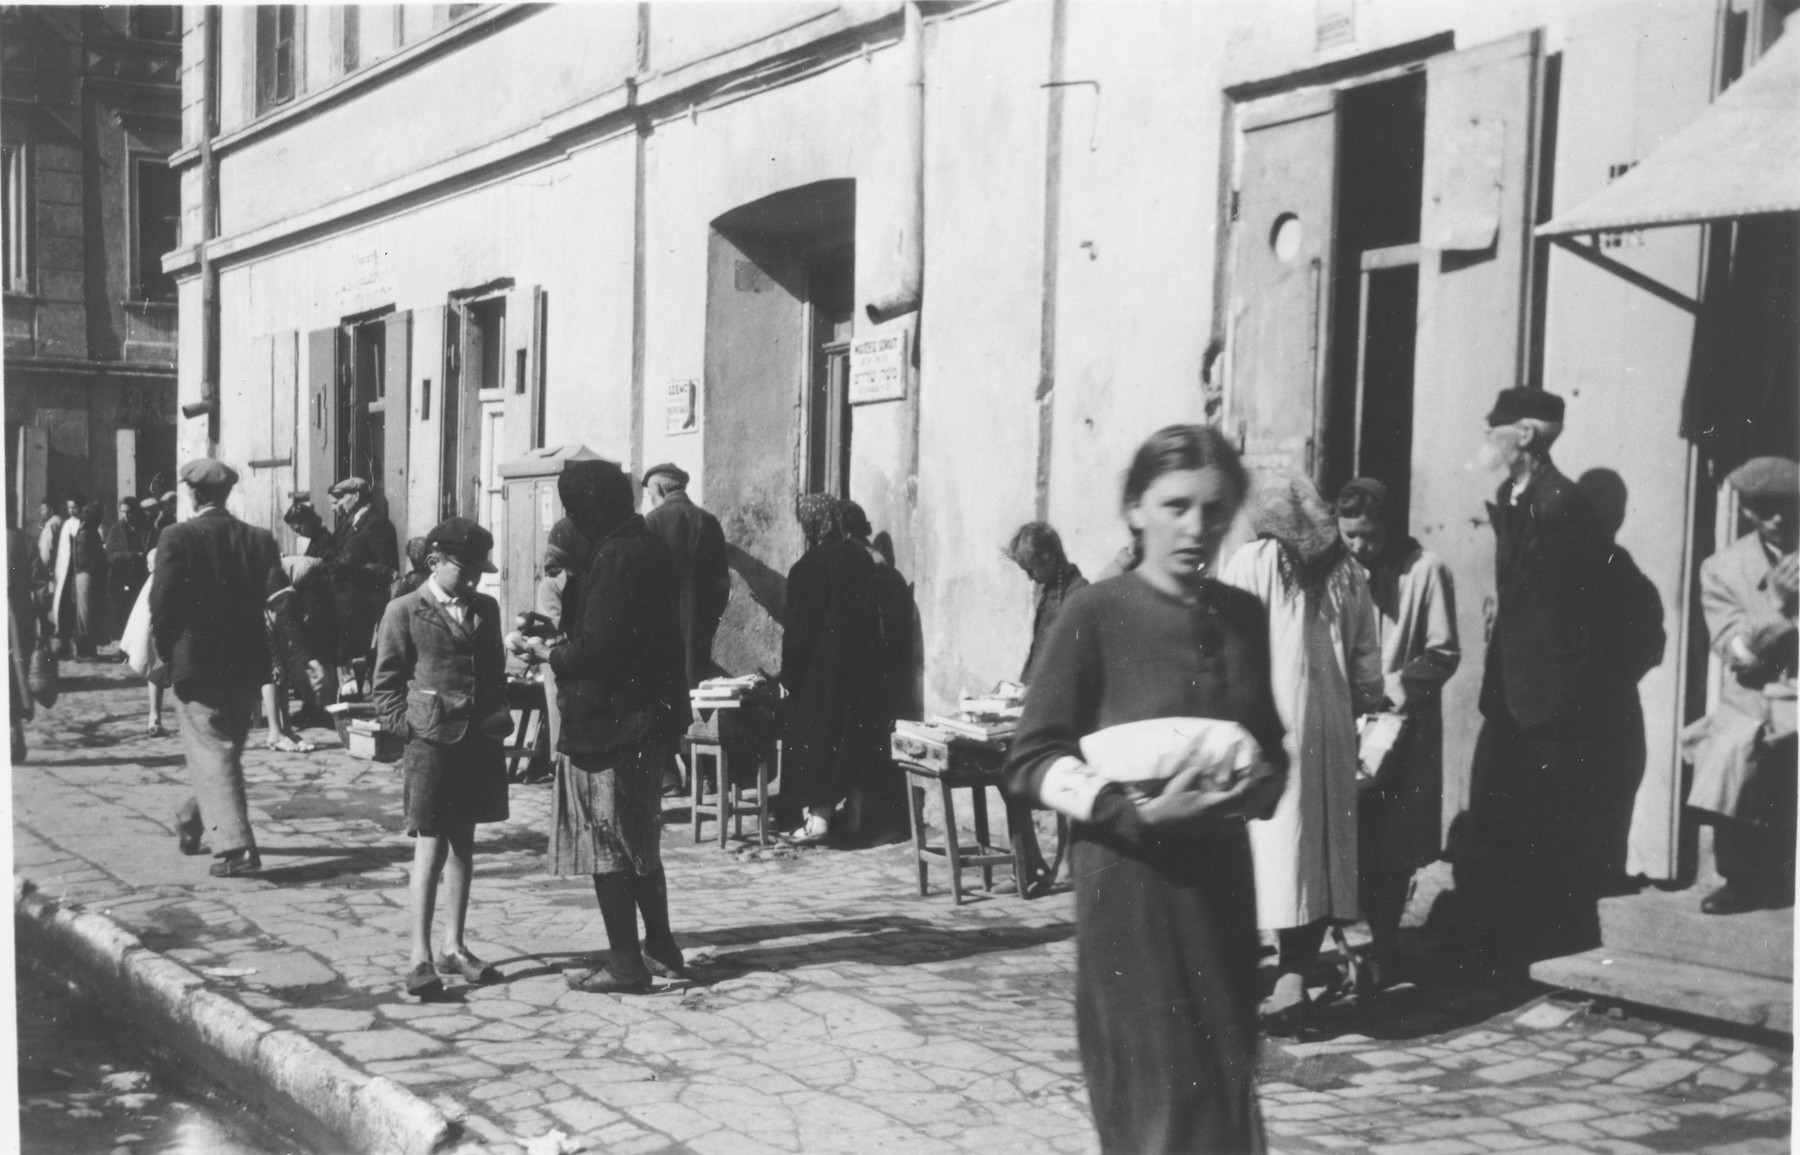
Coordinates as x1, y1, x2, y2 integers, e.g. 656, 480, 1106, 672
849, 331, 909, 405
665, 379, 698, 435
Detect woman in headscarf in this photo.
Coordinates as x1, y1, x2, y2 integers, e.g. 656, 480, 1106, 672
1222, 474, 1382, 1028
779, 493, 884, 845
1005, 425, 1286, 1154
839, 499, 915, 837
1335, 478, 1460, 990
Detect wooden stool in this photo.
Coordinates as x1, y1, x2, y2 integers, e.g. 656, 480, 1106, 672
898, 760, 1039, 904
502, 680, 547, 781
687, 734, 775, 848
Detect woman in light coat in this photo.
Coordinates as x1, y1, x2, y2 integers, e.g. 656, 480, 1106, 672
1223, 474, 1382, 1027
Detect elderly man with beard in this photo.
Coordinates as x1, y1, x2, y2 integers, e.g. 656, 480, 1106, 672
1459, 388, 1608, 966
516, 460, 690, 994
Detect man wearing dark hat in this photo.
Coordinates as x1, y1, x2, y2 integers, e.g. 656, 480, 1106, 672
1461, 388, 1608, 963
151, 459, 287, 877
516, 459, 689, 994
328, 476, 400, 679
641, 463, 730, 793
1683, 456, 1798, 914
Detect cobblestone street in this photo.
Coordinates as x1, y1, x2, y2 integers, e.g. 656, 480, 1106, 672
12, 661, 1793, 1155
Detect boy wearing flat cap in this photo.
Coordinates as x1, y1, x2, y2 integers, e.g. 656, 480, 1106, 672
1460, 389, 1610, 963
1683, 456, 1798, 914
372, 516, 513, 998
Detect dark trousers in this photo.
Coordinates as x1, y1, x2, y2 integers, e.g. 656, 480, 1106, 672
1458, 713, 1603, 963
1714, 730, 1798, 899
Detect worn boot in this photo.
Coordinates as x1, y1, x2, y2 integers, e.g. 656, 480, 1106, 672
633, 869, 686, 978
567, 872, 651, 993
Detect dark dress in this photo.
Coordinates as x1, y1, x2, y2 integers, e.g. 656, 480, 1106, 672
780, 536, 884, 821
104, 519, 150, 644
1005, 573, 1286, 1155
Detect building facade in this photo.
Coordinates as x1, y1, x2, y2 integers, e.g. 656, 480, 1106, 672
174, 2, 1794, 1017
3, 5, 183, 521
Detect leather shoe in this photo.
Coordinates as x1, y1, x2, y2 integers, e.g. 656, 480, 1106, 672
436, 950, 500, 985
564, 965, 651, 994
405, 961, 445, 1000
208, 851, 262, 878
1701, 883, 1758, 915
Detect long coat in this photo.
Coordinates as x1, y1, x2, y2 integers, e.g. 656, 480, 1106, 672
1224, 538, 1382, 929
1360, 542, 1460, 874
149, 508, 286, 691
1685, 531, 1798, 821
332, 506, 399, 663
1480, 463, 1605, 729
781, 536, 884, 813
643, 492, 730, 686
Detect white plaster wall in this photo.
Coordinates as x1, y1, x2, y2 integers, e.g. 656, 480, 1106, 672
217, 5, 637, 236
646, 2, 841, 74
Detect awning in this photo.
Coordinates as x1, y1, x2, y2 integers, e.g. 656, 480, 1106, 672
1538, 31, 1800, 237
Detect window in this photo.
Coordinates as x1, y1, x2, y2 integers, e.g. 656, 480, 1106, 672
131, 158, 179, 301
2, 145, 27, 293
342, 5, 360, 72
132, 7, 182, 42
255, 5, 298, 113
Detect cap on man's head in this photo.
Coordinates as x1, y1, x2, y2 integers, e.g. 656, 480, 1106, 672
328, 476, 371, 498
642, 462, 689, 488
425, 517, 498, 572
139, 497, 160, 511
1727, 456, 1799, 501
178, 458, 239, 488
1485, 388, 1565, 427
159, 491, 177, 503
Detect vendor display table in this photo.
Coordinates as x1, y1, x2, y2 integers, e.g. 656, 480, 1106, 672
891, 727, 1068, 904
688, 694, 780, 847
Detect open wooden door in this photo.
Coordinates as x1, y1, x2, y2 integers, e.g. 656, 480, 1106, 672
1408, 29, 1545, 825
1226, 88, 1340, 484
307, 327, 339, 512
503, 285, 542, 466
382, 311, 412, 538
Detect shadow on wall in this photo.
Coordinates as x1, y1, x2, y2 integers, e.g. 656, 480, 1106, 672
726, 542, 787, 629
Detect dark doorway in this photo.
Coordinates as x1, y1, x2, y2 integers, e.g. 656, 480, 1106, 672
337, 316, 386, 489
441, 294, 505, 523
805, 251, 855, 498
1323, 71, 1426, 528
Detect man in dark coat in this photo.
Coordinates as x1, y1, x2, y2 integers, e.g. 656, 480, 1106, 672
151, 459, 286, 877
328, 477, 400, 674
521, 459, 690, 994
641, 464, 731, 687
1460, 389, 1608, 964
104, 496, 151, 644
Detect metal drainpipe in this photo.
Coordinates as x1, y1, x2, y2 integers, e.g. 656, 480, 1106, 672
866, 1, 923, 324
181, 5, 220, 433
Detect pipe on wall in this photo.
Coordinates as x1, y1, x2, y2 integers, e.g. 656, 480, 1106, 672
183, 6, 221, 428
866, 1, 924, 324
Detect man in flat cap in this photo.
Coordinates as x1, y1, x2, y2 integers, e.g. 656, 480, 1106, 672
151, 459, 287, 877
1459, 388, 1609, 964
329, 476, 400, 683
641, 463, 730, 792
1683, 457, 1798, 914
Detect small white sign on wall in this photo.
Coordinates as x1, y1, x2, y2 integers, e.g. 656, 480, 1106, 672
665, 379, 699, 435
849, 332, 908, 405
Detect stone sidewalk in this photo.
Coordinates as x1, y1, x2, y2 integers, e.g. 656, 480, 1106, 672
12, 661, 1793, 1155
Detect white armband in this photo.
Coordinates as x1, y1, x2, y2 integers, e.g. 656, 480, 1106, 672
1038, 756, 1109, 822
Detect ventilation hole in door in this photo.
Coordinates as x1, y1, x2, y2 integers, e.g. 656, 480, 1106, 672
1270, 213, 1303, 263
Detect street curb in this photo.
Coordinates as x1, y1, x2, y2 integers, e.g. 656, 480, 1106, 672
15, 878, 465, 1155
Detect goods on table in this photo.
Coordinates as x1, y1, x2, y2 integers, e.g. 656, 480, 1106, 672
929, 682, 1024, 742
690, 675, 772, 705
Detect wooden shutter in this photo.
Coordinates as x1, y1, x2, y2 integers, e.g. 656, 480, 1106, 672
503, 284, 541, 464
407, 306, 446, 536
1408, 30, 1545, 826
382, 310, 412, 537
306, 326, 338, 512
1224, 88, 1340, 483
271, 330, 298, 520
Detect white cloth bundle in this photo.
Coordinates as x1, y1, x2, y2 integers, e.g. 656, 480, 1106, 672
1041, 717, 1265, 821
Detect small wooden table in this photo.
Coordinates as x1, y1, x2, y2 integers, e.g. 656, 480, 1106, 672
503, 677, 548, 781
894, 732, 1068, 904
687, 695, 779, 848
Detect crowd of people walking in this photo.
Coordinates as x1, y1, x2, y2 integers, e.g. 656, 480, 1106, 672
6, 382, 1793, 1155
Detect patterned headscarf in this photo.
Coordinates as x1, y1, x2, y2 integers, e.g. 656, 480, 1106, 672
796, 493, 842, 549
1252, 474, 1348, 595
